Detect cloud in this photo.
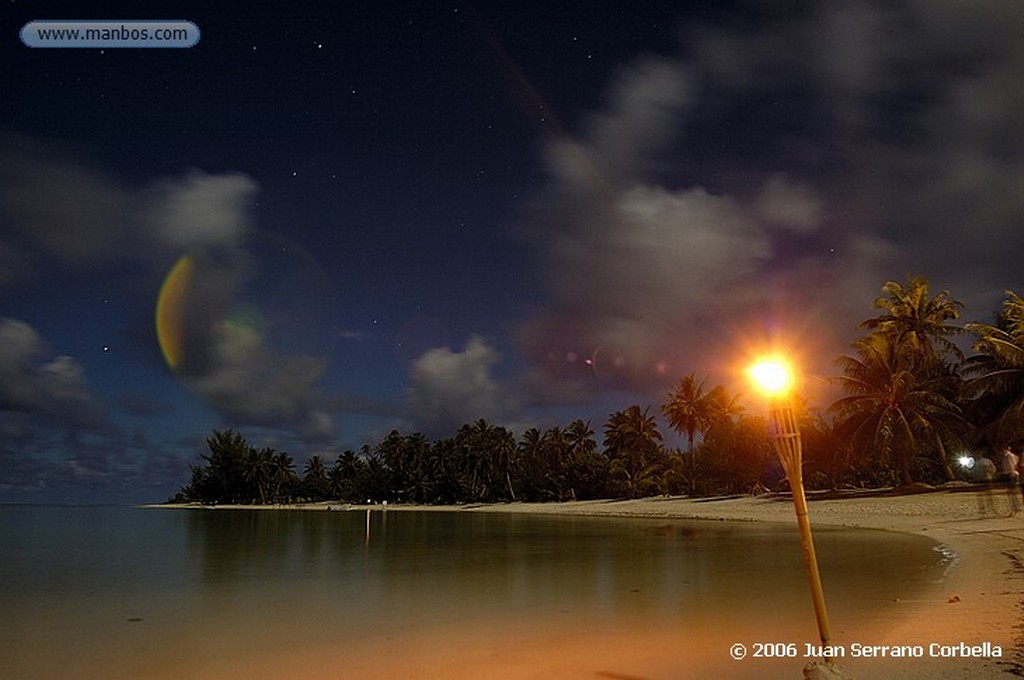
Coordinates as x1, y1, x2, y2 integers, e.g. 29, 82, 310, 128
0, 137, 139, 269
519, 1, 1024, 399
0, 135, 255, 283
182, 316, 334, 440
578, 56, 694, 184
0, 318, 106, 427
162, 240, 338, 444
404, 336, 516, 437
754, 175, 824, 234
0, 318, 128, 498
143, 170, 257, 251
0, 137, 337, 444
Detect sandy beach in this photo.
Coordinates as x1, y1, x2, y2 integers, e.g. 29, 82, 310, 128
159, 485, 1024, 679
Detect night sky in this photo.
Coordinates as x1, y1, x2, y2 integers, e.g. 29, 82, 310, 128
3, 1, 1023, 503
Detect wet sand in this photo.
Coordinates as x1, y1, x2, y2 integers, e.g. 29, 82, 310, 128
158, 486, 1024, 678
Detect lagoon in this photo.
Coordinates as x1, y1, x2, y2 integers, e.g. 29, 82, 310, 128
0, 505, 948, 679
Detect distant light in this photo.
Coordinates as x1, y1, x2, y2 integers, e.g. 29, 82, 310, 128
748, 357, 795, 397
958, 455, 975, 469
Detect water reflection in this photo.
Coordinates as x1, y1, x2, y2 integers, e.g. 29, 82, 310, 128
181, 509, 947, 633
1, 506, 950, 680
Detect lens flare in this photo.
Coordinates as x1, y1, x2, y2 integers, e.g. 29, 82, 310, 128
155, 253, 194, 371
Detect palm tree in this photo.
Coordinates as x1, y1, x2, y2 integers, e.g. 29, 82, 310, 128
662, 374, 713, 452
607, 456, 663, 499
202, 429, 251, 503
830, 334, 964, 485
402, 432, 435, 504
375, 430, 407, 488
490, 426, 518, 502
302, 455, 330, 500
662, 376, 741, 494
430, 437, 464, 504
603, 405, 665, 498
852, 277, 968, 481
565, 418, 605, 499
964, 290, 1024, 446
705, 384, 745, 422
516, 427, 547, 501
541, 426, 570, 501
456, 419, 498, 501
243, 446, 274, 504
860, 276, 965, 373
269, 450, 297, 503
330, 449, 364, 501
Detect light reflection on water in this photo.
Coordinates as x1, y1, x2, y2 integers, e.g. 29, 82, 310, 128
0, 506, 947, 679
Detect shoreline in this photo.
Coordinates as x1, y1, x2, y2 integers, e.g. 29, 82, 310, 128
148, 488, 1024, 678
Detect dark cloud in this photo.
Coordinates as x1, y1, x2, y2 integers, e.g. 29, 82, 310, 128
0, 318, 138, 499
0, 136, 255, 286
0, 318, 107, 428
166, 242, 338, 444
0, 139, 336, 444
519, 0, 1024, 399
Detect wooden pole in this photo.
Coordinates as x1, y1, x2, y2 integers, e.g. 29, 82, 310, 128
770, 402, 832, 649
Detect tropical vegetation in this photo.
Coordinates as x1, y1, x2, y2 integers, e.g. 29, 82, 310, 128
172, 278, 1023, 505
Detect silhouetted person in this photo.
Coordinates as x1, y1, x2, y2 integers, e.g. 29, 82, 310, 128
974, 455, 997, 517
1017, 443, 1024, 510
998, 445, 1021, 516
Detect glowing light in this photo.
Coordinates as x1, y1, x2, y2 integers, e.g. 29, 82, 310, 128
748, 356, 795, 397
958, 455, 975, 470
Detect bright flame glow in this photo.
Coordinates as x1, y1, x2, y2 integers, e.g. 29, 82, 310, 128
958, 455, 974, 470
748, 357, 795, 397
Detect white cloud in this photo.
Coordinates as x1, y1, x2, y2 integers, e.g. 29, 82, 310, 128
143, 170, 257, 251
404, 336, 514, 436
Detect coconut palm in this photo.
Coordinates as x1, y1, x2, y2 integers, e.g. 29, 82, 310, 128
330, 450, 363, 501
541, 426, 571, 501
662, 374, 713, 451
564, 418, 605, 499
860, 275, 965, 373
456, 419, 490, 501
515, 427, 548, 501
402, 432, 435, 504
603, 405, 665, 497
269, 450, 297, 503
964, 290, 1024, 446
830, 334, 964, 485
662, 376, 741, 493
243, 446, 274, 504
301, 454, 330, 500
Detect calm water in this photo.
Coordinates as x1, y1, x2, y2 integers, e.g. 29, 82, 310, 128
0, 506, 948, 679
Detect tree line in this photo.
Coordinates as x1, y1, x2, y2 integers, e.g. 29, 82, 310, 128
172, 279, 1024, 505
